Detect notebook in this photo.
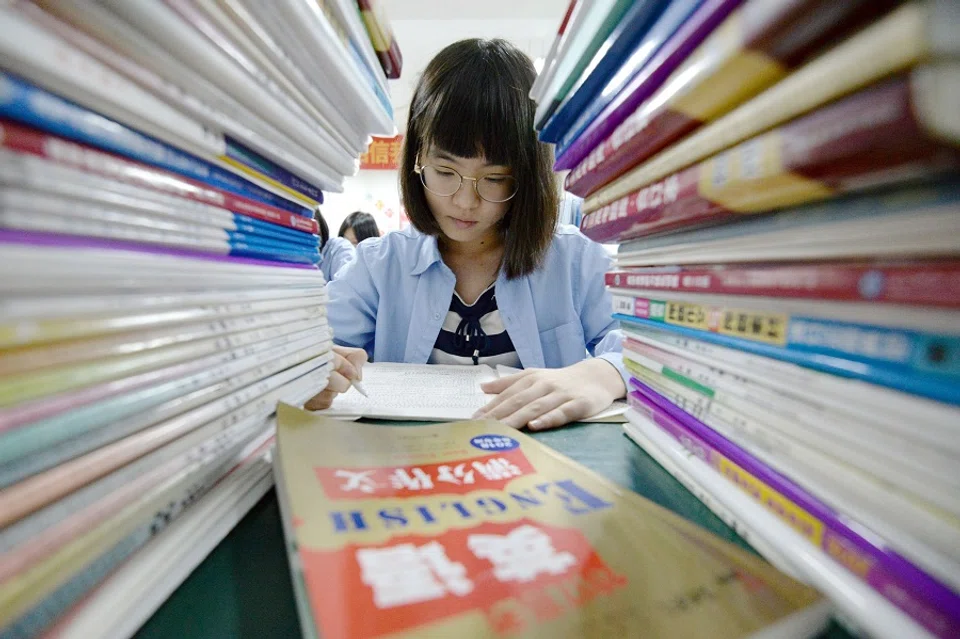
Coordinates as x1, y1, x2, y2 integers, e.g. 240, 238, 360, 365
319, 362, 629, 423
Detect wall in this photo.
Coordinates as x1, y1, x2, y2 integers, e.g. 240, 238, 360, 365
320, 169, 408, 239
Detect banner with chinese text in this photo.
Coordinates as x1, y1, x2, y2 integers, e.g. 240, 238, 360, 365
274, 404, 826, 638
360, 135, 403, 170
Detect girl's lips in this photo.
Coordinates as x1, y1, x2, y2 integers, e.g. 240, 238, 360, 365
451, 217, 478, 229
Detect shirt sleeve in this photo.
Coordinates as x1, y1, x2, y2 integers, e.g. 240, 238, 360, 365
326, 243, 379, 358
577, 238, 628, 391
325, 238, 357, 281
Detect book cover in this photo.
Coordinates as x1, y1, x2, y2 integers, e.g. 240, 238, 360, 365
627, 386, 960, 638
273, 405, 828, 639
605, 261, 960, 308
565, 0, 900, 197
584, 1, 960, 212
533, 0, 659, 136
579, 69, 960, 242
554, 0, 740, 171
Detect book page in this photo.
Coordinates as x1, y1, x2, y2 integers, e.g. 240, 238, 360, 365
321, 363, 497, 421
495, 365, 628, 423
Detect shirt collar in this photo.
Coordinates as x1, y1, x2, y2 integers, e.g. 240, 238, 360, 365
410, 232, 443, 275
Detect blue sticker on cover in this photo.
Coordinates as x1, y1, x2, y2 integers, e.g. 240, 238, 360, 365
470, 435, 519, 452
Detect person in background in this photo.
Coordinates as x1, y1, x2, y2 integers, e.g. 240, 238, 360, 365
307, 38, 627, 431
316, 209, 355, 282
338, 211, 381, 245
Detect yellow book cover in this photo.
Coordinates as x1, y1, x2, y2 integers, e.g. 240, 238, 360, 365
274, 404, 828, 638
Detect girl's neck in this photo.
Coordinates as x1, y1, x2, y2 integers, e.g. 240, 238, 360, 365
438, 229, 504, 263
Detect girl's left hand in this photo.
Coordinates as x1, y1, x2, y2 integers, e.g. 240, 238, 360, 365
473, 358, 626, 430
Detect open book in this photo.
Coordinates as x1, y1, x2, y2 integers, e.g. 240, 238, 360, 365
319, 362, 628, 422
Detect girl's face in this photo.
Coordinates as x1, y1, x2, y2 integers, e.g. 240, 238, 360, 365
421, 148, 512, 246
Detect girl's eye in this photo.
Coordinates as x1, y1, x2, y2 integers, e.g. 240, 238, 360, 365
435, 169, 457, 177
485, 176, 507, 184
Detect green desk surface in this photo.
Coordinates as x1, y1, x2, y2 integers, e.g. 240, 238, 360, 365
136, 421, 853, 638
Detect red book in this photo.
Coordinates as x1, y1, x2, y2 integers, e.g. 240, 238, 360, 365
579, 70, 960, 244
0, 120, 318, 234
565, 0, 899, 197
606, 261, 960, 308
357, 0, 403, 79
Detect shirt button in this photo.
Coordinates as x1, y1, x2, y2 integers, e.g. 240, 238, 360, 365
433, 312, 441, 320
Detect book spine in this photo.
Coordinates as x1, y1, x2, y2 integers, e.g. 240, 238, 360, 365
580, 73, 960, 243
615, 313, 960, 405
565, 0, 899, 196
530, 0, 580, 101
221, 137, 323, 203
627, 387, 960, 639
0, 120, 318, 233
554, 0, 740, 171
612, 292, 960, 378
534, 0, 642, 136
0, 72, 313, 217
605, 262, 960, 308
355, 0, 402, 79
583, 2, 949, 213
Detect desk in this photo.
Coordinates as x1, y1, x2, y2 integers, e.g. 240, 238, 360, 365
135, 421, 853, 638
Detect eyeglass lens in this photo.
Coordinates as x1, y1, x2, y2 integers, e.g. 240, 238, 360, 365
420, 165, 518, 203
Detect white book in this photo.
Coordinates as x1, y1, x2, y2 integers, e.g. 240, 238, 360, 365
531, 0, 594, 104
97, 0, 354, 182
320, 362, 628, 423
0, 6, 223, 160
622, 410, 937, 639
217, 0, 369, 154
29, 1, 348, 193
325, 0, 390, 99
243, 0, 394, 136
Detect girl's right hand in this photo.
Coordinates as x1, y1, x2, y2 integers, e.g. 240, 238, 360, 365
304, 345, 368, 411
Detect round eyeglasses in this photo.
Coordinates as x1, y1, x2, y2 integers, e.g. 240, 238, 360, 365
414, 164, 519, 203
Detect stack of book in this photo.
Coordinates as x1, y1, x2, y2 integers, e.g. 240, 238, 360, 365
0, 1, 396, 637
534, 2, 960, 639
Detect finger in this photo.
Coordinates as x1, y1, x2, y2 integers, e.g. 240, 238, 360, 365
479, 369, 535, 394
496, 390, 570, 430
481, 380, 561, 422
333, 356, 360, 383
472, 375, 537, 418
326, 370, 352, 394
304, 388, 337, 411
342, 349, 368, 379
528, 399, 589, 431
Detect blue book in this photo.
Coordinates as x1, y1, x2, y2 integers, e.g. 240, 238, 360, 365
537, 0, 672, 142
225, 137, 324, 204
552, 0, 704, 156
0, 72, 313, 218
615, 315, 960, 406
232, 215, 320, 247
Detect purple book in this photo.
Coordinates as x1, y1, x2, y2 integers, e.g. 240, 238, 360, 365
628, 379, 960, 639
554, 0, 740, 171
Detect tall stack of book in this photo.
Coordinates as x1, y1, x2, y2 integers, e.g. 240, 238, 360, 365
534, 1, 960, 638
0, 1, 396, 637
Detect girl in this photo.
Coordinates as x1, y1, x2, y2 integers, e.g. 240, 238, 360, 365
338, 211, 381, 245
316, 209, 355, 282
308, 38, 626, 431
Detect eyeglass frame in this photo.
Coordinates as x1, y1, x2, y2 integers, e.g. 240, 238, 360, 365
413, 160, 519, 203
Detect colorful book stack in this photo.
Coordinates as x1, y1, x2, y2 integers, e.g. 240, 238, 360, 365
0, 1, 396, 637
535, 2, 960, 639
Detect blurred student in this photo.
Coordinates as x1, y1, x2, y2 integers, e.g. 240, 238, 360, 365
338, 211, 381, 245
316, 209, 355, 282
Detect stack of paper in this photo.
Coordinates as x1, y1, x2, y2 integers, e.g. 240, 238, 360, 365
534, 1, 960, 638
0, 1, 399, 637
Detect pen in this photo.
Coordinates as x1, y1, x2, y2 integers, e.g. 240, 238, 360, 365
351, 379, 369, 398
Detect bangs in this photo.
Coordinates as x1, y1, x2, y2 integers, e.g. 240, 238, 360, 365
415, 41, 535, 168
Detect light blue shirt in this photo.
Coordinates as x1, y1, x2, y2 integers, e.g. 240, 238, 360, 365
327, 225, 627, 384
319, 236, 356, 283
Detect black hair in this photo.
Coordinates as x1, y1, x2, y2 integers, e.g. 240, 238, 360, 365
338, 211, 380, 243
399, 38, 558, 278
